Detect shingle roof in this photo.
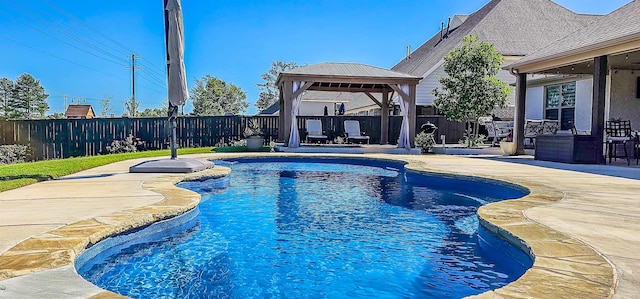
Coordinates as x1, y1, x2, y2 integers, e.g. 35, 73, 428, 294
259, 102, 280, 115
64, 104, 95, 118
284, 62, 420, 79
392, 0, 602, 76
508, 0, 640, 69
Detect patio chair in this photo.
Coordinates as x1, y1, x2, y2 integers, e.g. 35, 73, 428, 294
486, 121, 513, 146
605, 120, 632, 165
524, 119, 543, 148
305, 119, 328, 144
542, 119, 559, 135
343, 120, 370, 144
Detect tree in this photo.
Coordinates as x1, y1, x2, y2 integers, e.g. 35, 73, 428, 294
47, 112, 65, 119
123, 96, 139, 117
99, 95, 114, 117
191, 75, 248, 116
9, 73, 49, 119
139, 103, 169, 117
0, 78, 14, 117
255, 61, 302, 112
432, 35, 511, 147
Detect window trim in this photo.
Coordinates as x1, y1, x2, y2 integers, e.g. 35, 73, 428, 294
544, 82, 576, 130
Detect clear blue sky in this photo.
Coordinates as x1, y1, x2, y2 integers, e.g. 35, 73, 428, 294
0, 0, 632, 116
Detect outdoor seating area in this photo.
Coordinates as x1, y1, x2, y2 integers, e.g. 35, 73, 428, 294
524, 119, 559, 148
304, 119, 328, 144
605, 120, 638, 166
303, 119, 370, 145
483, 119, 513, 146
343, 120, 370, 144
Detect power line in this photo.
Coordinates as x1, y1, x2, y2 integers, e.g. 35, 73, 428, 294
39, 0, 133, 55
139, 68, 167, 88
141, 57, 167, 76
0, 34, 129, 82
1, 0, 129, 66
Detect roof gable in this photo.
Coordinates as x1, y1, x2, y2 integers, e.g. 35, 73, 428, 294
508, 0, 640, 70
65, 104, 95, 118
392, 0, 602, 76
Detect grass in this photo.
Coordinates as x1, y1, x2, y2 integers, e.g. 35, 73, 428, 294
0, 147, 214, 192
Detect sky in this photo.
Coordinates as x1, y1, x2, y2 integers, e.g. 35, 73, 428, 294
0, 0, 633, 116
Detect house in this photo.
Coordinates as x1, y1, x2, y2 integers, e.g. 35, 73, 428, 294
269, 0, 601, 118
388, 0, 603, 118
258, 91, 371, 116
505, 0, 640, 160
64, 104, 96, 119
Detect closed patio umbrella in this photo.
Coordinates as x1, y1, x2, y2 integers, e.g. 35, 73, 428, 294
164, 0, 188, 159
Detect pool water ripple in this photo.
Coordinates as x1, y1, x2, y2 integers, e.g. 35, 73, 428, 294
78, 159, 531, 298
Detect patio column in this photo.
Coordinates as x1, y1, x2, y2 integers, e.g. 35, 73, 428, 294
592, 55, 607, 164
381, 90, 389, 144
514, 72, 527, 155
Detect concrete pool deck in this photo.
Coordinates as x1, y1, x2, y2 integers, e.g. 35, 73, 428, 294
0, 153, 639, 298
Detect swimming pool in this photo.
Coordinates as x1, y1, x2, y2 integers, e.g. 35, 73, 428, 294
77, 157, 532, 298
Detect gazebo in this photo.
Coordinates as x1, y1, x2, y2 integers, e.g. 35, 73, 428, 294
276, 62, 422, 148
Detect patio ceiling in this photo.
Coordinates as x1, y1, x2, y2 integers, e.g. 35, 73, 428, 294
506, 1, 640, 75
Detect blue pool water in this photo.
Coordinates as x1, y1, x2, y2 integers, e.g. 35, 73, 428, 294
77, 157, 532, 298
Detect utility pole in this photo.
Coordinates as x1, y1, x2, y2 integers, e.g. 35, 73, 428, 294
126, 54, 141, 117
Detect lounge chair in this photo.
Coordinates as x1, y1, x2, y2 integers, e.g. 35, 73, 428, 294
344, 120, 370, 144
485, 120, 513, 146
305, 119, 328, 143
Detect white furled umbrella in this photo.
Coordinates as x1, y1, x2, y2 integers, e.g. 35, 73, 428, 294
128, 0, 214, 172
165, 0, 188, 106
164, 0, 187, 159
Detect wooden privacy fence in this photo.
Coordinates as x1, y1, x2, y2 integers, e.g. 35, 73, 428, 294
0, 115, 464, 161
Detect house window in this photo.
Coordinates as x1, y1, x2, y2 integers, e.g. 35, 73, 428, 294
545, 82, 576, 130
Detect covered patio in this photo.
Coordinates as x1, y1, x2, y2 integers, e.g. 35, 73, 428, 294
276, 62, 422, 148
507, 1, 640, 163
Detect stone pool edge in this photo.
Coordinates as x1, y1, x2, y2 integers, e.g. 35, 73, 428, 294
402, 160, 615, 299
0, 153, 617, 299
0, 166, 231, 298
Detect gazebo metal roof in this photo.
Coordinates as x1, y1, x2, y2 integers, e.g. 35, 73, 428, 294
276, 62, 422, 147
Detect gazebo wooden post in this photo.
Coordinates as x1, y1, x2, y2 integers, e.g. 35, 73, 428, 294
278, 83, 285, 142
381, 90, 389, 144
408, 84, 417, 147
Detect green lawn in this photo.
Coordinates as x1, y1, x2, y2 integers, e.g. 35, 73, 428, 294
0, 147, 214, 192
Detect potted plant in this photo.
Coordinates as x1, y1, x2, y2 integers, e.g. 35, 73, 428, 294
499, 133, 517, 155
244, 119, 264, 151
415, 131, 436, 154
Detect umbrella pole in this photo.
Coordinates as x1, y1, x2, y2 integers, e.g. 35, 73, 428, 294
169, 104, 178, 159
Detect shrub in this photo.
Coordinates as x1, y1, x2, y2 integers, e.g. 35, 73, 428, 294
415, 132, 436, 153
106, 135, 138, 154
0, 145, 28, 165
244, 119, 263, 138
459, 128, 486, 148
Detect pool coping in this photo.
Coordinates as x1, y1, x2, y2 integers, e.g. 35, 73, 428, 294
0, 153, 616, 298
402, 160, 615, 299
